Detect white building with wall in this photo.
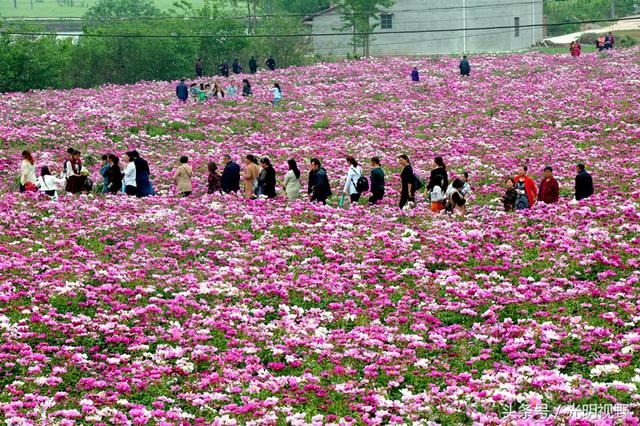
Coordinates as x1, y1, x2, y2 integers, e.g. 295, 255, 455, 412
304, 0, 544, 56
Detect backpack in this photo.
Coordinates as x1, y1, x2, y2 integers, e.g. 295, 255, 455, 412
352, 168, 369, 193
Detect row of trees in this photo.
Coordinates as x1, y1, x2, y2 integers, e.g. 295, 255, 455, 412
0, 0, 318, 92
544, 0, 639, 36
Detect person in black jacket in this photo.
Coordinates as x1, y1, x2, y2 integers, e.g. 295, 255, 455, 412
398, 154, 415, 209
368, 156, 385, 205
257, 157, 277, 198
308, 158, 332, 204
105, 154, 123, 194
459, 55, 471, 76
427, 156, 449, 194
232, 58, 242, 74
266, 55, 276, 71
249, 56, 258, 74
575, 163, 594, 201
221, 155, 241, 193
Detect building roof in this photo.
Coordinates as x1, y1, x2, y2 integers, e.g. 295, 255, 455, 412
302, 6, 339, 22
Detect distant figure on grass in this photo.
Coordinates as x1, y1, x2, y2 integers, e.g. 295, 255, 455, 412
308, 158, 332, 204
195, 58, 203, 77
19, 150, 37, 192
189, 83, 199, 101
398, 154, 418, 210
569, 41, 582, 57
132, 150, 155, 197
176, 78, 189, 103
36, 166, 65, 199
514, 165, 537, 210
368, 156, 385, 205
221, 155, 241, 194
411, 67, 420, 82
502, 178, 518, 212
105, 154, 123, 194
207, 162, 222, 195
266, 55, 276, 71
270, 83, 282, 106
575, 163, 594, 201
99, 154, 110, 194
242, 154, 260, 198
249, 56, 258, 74
604, 33, 614, 49
173, 156, 193, 197
242, 79, 253, 97
459, 55, 471, 76
539, 166, 559, 204
232, 58, 242, 74
123, 151, 137, 196
446, 178, 467, 216
257, 157, 277, 199
343, 156, 364, 205
219, 61, 230, 77
213, 82, 225, 99
283, 159, 302, 201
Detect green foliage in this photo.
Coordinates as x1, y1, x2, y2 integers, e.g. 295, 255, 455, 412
335, 0, 395, 56
0, 24, 74, 92
84, 0, 162, 20
271, 0, 330, 15
544, 0, 639, 36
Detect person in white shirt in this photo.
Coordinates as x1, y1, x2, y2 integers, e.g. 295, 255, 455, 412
430, 175, 446, 212
20, 150, 37, 192
123, 151, 137, 196
36, 166, 65, 199
343, 156, 363, 205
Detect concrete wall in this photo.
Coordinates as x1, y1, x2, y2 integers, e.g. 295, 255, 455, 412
309, 0, 544, 56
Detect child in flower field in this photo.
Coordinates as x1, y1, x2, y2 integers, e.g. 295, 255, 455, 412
502, 178, 517, 212
270, 83, 282, 106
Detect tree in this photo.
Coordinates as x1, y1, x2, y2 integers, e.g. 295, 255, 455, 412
335, 0, 394, 57
271, 0, 330, 15
253, 16, 309, 67
84, 0, 162, 20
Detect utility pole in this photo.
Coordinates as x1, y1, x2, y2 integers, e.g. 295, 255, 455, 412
462, 0, 466, 53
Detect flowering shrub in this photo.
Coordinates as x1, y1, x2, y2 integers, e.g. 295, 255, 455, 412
1, 49, 640, 424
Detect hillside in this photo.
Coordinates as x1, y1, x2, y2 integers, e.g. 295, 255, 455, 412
1, 49, 640, 424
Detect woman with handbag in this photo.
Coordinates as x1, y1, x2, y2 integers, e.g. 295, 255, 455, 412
19, 150, 37, 192
173, 156, 193, 197
36, 166, 65, 199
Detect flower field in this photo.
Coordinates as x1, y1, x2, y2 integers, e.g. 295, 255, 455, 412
1, 48, 640, 425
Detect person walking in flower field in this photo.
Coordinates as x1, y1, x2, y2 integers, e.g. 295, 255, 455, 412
514, 165, 537, 209
575, 163, 594, 201
539, 166, 559, 204
283, 159, 302, 201
308, 158, 332, 204
368, 157, 385, 205
173, 156, 193, 197
398, 154, 418, 209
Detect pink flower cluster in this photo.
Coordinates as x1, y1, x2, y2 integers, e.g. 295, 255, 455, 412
0, 48, 640, 424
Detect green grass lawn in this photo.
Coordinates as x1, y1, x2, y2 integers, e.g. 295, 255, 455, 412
0, 0, 209, 17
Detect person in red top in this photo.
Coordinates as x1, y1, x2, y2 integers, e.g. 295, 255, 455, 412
514, 165, 537, 208
538, 166, 559, 204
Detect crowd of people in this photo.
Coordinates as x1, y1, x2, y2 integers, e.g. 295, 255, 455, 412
569, 32, 615, 56
19, 148, 595, 216
195, 55, 278, 78
176, 78, 282, 105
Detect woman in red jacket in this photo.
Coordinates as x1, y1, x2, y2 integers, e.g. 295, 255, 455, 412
514, 165, 537, 209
